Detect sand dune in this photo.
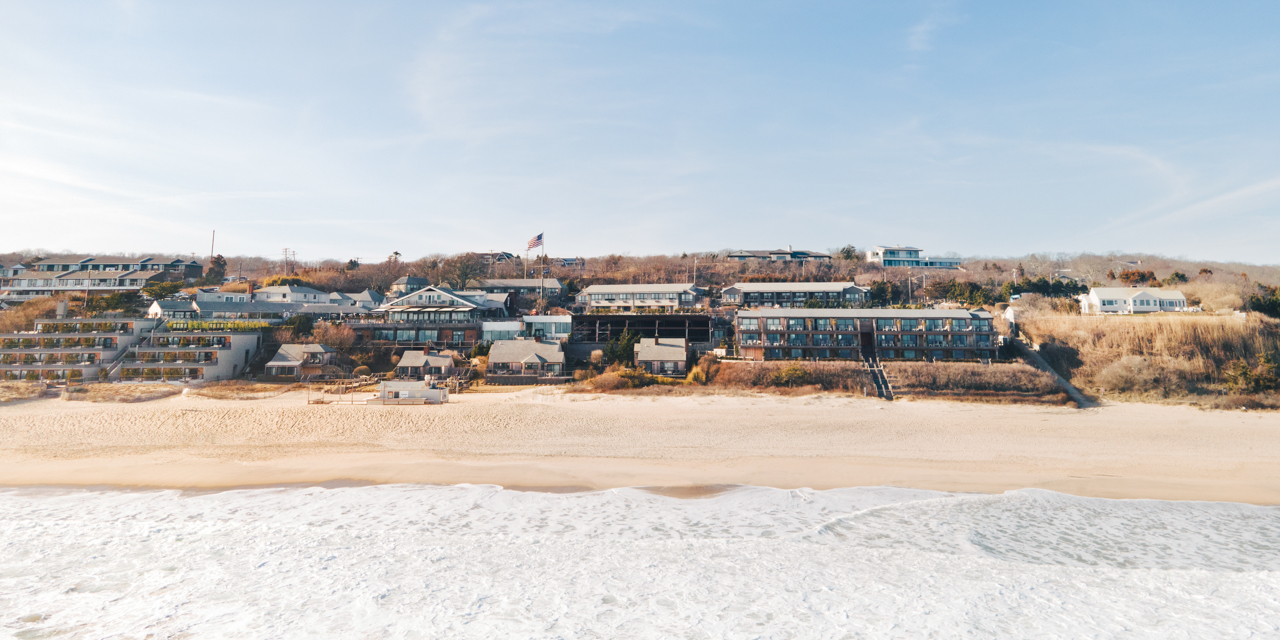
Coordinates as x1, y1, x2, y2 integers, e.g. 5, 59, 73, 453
0, 388, 1277, 503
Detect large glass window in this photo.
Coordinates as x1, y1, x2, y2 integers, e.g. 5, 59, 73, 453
812, 334, 832, 346
740, 318, 759, 330
765, 334, 784, 345
902, 350, 916, 359
951, 335, 969, 347
814, 349, 830, 358
740, 333, 760, 345
882, 350, 895, 359
876, 319, 896, 331
837, 349, 853, 358
925, 319, 946, 331
788, 334, 807, 346
766, 318, 782, 330
931, 350, 945, 360
952, 319, 969, 331
900, 334, 919, 347
790, 349, 804, 359
836, 318, 858, 331
835, 334, 856, 346
976, 334, 992, 347
765, 349, 784, 359
926, 334, 945, 346
787, 318, 806, 330
953, 350, 966, 360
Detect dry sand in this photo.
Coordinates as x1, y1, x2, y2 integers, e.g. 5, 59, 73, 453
0, 388, 1277, 504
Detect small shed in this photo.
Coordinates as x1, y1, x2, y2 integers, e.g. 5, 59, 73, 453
367, 381, 448, 405
635, 337, 688, 375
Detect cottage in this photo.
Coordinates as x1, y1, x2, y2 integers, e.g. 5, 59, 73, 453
396, 350, 457, 380
263, 343, 337, 380
1078, 287, 1189, 314
634, 337, 688, 375
486, 339, 565, 377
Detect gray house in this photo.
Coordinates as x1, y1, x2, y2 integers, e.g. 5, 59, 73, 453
487, 339, 565, 377
264, 343, 338, 380
634, 337, 688, 375
396, 351, 457, 379
721, 282, 868, 308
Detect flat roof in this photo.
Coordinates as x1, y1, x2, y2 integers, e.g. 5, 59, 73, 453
736, 308, 992, 319
580, 283, 697, 293
726, 281, 867, 292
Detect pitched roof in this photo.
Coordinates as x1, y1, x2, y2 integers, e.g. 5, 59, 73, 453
397, 351, 454, 368
256, 285, 326, 296
634, 337, 687, 362
580, 283, 698, 294
726, 281, 867, 293
487, 339, 565, 365
269, 343, 336, 364
1088, 287, 1187, 301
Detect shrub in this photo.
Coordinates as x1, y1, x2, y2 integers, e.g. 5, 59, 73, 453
889, 362, 1058, 394
353, 366, 371, 377
715, 361, 870, 392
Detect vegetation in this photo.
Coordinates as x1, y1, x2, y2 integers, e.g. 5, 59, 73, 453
311, 322, 355, 350
1020, 312, 1280, 405
142, 281, 185, 300
714, 361, 871, 392
888, 362, 1066, 404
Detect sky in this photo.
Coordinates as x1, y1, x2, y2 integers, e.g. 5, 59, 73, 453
1, 1, 1279, 264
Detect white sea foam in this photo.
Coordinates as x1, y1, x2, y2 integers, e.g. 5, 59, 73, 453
0, 484, 1277, 639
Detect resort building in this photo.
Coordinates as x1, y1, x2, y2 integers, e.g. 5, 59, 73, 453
865, 246, 963, 269
486, 339, 566, 381
1078, 288, 1190, 314
734, 308, 997, 362
253, 285, 328, 303
634, 337, 688, 375
0, 263, 29, 286
576, 284, 702, 312
726, 247, 833, 262
467, 278, 563, 298
0, 317, 162, 382
395, 351, 457, 380
117, 326, 263, 383
263, 344, 338, 380
523, 315, 573, 340
349, 286, 515, 349
721, 282, 868, 308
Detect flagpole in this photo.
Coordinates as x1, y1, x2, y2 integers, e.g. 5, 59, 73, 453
540, 236, 546, 308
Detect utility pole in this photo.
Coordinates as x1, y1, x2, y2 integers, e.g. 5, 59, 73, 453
209, 230, 216, 266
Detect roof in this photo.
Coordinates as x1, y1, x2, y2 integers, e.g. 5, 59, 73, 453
736, 308, 993, 319
151, 300, 196, 311
580, 283, 698, 294
725, 281, 868, 293
392, 276, 432, 285
398, 352, 454, 368
194, 300, 300, 313
331, 289, 384, 303
469, 278, 564, 289
270, 343, 336, 364
635, 337, 688, 362
1088, 287, 1187, 301
727, 249, 832, 258
256, 285, 326, 296
487, 339, 565, 365
872, 245, 922, 251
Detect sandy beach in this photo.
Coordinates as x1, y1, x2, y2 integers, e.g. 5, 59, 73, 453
0, 388, 1277, 504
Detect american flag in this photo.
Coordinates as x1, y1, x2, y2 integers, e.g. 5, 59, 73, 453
527, 233, 543, 250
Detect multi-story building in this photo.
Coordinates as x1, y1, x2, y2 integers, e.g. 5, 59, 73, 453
1, 257, 203, 303
0, 318, 162, 382
251, 285, 329, 303
865, 246, 963, 269
0, 263, 29, 287
726, 247, 832, 262
721, 282, 868, 308
348, 285, 515, 348
734, 309, 997, 362
262, 344, 337, 380
576, 284, 702, 312
117, 324, 263, 382
467, 278, 564, 298
389, 276, 433, 297
1077, 288, 1189, 314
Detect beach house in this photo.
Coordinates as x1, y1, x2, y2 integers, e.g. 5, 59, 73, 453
395, 350, 457, 380
486, 339, 566, 382
349, 285, 516, 349
865, 246, 963, 269
1078, 287, 1190, 314
634, 337, 688, 375
263, 344, 338, 380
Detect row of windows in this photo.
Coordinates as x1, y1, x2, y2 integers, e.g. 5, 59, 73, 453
759, 348, 992, 360
586, 293, 690, 301
740, 333, 993, 347
740, 318, 992, 331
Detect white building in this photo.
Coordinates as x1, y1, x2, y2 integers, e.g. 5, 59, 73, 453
1078, 287, 1189, 314
253, 285, 328, 303
367, 381, 448, 405
865, 246, 963, 269
576, 283, 702, 312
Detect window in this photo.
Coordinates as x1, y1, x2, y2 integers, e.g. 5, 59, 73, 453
788, 334, 807, 346
765, 334, 783, 345
790, 349, 804, 358
951, 335, 968, 347
876, 319, 896, 331
836, 318, 858, 331
814, 349, 830, 358
900, 334, 919, 347
666, 293, 678, 300
973, 319, 991, 330
740, 318, 759, 330
619, 293, 631, 300
925, 319, 946, 331
835, 334, 856, 346
812, 334, 832, 346
902, 350, 916, 359
876, 334, 895, 347
931, 350, 945, 360
952, 319, 969, 331
953, 350, 966, 360
882, 350, 895, 359
837, 349, 853, 358
787, 318, 805, 330
976, 335, 992, 347
635, 293, 648, 300
740, 333, 760, 345
766, 318, 782, 330
765, 348, 784, 359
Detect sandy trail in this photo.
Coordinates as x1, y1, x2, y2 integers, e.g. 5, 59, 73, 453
0, 388, 1277, 503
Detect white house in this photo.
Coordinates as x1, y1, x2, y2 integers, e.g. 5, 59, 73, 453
253, 285, 328, 304
865, 246, 963, 269
1078, 287, 1189, 314
367, 380, 448, 405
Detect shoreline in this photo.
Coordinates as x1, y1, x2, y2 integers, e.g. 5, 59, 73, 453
1, 389, 1278, 504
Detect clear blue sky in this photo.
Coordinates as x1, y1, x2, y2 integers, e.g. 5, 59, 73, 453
2, 1, 1279, 263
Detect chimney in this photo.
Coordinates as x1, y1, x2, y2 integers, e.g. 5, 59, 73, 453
787, 244, 792, 252
56, 300, 67, 319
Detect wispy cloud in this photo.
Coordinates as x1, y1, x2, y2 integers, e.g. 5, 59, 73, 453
906, 2, 957, 53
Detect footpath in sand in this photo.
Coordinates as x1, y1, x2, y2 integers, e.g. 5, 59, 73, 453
0, 388, 1277, 504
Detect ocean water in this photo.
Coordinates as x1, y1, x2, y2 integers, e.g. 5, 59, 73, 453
1, 485, 1277, 639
